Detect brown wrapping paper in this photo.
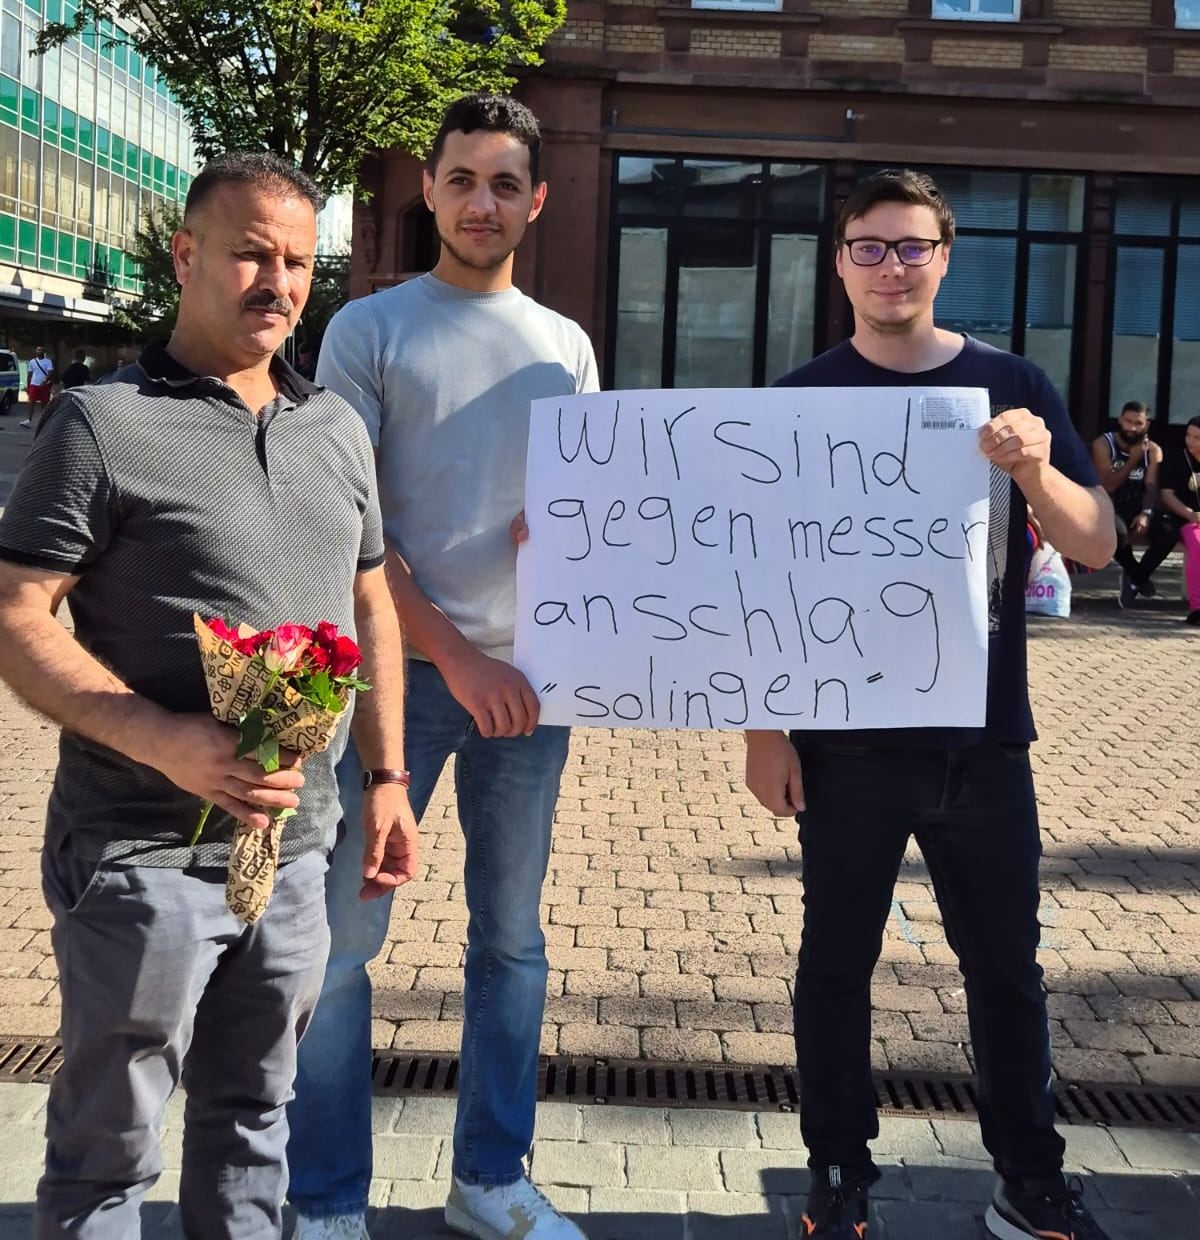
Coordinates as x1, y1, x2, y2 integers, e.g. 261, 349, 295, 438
193, 614, 351, 923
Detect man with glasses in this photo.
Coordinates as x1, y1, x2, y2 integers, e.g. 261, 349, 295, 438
744, 169, 1115, 1240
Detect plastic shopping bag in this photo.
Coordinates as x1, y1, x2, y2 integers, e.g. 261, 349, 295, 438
1025, 544, 1071, 618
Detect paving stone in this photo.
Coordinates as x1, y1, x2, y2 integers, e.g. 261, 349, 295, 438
533, 1103, 583, 1142
372, 1135, 443, 1180
686, 1192, 790, 1240
586, 1190, 686, 1240
719, 1149, 808, 1195
1107, 1129, 1200, 1172
1060, 1124, 1133, 1173
664, 1109, 760, 1149
874, 1199, 986, 1239
582, 1105, 670, 1146
530, 1139, 625, 1188
873, 1116, 940, 1161
626, 1145, 723, 1191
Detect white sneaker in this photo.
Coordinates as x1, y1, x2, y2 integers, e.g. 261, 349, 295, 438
445, 1174, 587, 1240
291, 1213, 369, 1239
18, 418, 30, 428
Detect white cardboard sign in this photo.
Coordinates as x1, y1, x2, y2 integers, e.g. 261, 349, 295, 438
515, 387, 992, 731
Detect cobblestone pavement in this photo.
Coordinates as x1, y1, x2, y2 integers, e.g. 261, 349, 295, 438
1, 1085, 1197, 1238
1, 420, 1198, 1085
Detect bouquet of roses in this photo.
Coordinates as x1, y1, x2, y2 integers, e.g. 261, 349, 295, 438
191, 613, 370, 923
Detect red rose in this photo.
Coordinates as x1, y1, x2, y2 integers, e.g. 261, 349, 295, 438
328, 635, 363, 678
234, 630, 271, 657
207, 617, 241, 644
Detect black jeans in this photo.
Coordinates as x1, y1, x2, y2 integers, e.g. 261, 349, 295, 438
792, 739, 1065, 1183
1125, 512, 1182, 587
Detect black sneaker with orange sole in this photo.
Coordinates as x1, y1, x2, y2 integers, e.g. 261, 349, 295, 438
985, 1175, 1112, 1240
800, 1165, 878, 1238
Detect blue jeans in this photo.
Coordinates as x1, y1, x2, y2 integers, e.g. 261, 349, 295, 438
287, 659, 570, 1215
791, 738, 1065, 1183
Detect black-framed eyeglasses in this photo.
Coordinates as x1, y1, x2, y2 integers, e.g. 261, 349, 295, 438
844, 238, 943, 267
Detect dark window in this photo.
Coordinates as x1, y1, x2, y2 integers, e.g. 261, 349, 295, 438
609, 154, 829, 387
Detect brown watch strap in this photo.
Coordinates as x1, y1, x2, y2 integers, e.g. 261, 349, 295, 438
362, 768, 411, 790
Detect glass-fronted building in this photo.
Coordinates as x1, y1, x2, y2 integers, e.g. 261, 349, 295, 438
0, 0, 195, 360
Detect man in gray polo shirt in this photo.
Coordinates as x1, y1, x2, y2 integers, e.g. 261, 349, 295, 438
287, 95, 597, 1240
0, 152, 417, 1239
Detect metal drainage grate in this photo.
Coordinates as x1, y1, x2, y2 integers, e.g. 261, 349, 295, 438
369, 1051, 1200, 1133
6, 1040, 1198, 1132
0, 1039, 62, 1084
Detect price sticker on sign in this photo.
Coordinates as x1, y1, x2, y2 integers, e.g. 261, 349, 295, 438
514, 387, 992, 731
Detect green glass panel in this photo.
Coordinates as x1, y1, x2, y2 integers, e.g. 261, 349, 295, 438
19, 87, 36, 135
78, 116, 93, 155
125, 143, 136, 176
111, 134, 124, 163
45, 0, 60, 17
40, 226, 56, 263
23, 0, 42, 14
75, 234, 89, 274
43, 98, 58, 140
129, 51, 142, 81
0, 211, 16, 254
18, 217, 35, 253
153, 155, 164, 183
97, 125, 109, 155
165, 163, 176, 193
0, 76, 17, 122
61, 109, 75, 143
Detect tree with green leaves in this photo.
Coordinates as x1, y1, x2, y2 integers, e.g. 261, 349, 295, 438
38, 0, 566, 194
107, 202, 183, 337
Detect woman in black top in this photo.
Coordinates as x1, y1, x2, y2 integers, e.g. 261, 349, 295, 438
1158, 414, 1200, 625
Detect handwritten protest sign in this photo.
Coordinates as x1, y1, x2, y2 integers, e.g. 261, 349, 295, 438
514, 388, 992, 731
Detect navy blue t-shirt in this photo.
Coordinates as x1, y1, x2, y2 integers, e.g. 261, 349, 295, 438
775, 336, 1098, 747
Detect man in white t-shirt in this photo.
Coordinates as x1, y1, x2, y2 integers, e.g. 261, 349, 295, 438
287, 94, 598, 1240
21, 345, 54, 428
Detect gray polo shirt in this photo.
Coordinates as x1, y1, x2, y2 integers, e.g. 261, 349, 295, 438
0, 341, 384, 868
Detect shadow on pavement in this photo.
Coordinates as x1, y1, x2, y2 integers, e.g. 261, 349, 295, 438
3, 1164, 1194, 1240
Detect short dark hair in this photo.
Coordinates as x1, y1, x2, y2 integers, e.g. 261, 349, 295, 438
184, 152, 325, 222
428, 93, 542, 185
1187, 414, 1200, 431
73, 347, 86, 362
1120, 400, 1151, 417
836, 169, 956, 248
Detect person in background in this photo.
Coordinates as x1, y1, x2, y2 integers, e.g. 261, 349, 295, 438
1091, 400, 1164, 608
61, 348, 91, 390
20, 345, 54, 428
1156, 413, 1200, 626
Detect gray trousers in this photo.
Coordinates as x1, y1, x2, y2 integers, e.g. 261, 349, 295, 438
36, 842, 330, 1239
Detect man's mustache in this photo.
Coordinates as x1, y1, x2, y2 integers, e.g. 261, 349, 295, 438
243, 293, 293, 315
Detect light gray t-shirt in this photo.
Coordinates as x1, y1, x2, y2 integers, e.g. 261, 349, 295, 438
318, 273, 599, 662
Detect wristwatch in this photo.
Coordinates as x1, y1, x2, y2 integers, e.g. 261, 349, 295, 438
362, 768, 411, 790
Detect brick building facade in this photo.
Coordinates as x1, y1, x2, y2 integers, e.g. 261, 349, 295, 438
351, 0, 1200, 440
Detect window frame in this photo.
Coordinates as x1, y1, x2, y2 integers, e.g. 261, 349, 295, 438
1103, 176, 1200, 426
932, 0, 1021, 21
606, 153, 833, 388
690, 0, 782, 11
